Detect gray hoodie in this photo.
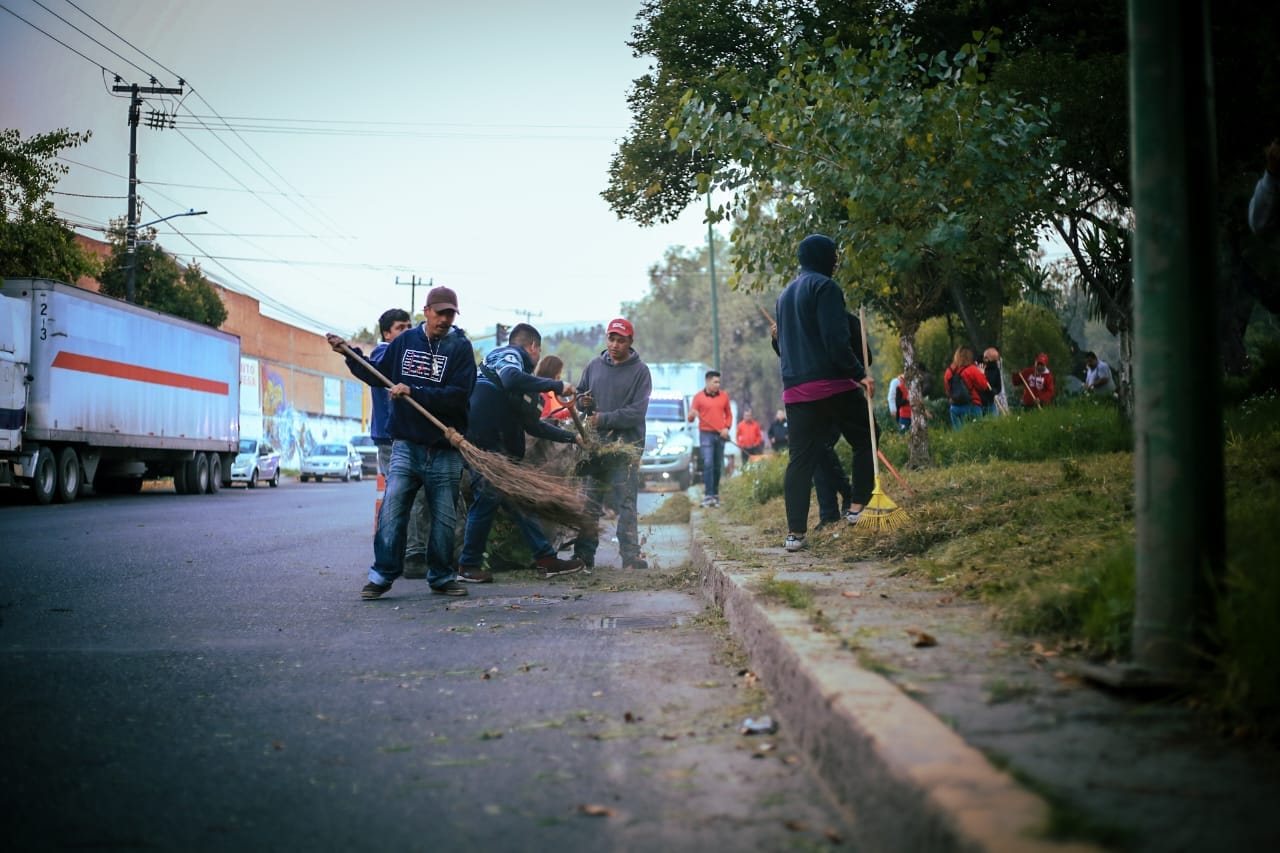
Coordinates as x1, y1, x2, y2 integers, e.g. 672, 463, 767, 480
577, 347, 652, 447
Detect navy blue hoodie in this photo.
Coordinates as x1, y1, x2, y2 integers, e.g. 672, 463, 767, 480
375, 323, 475, 448
467, 344, 575, 459
774, 234, 866, 390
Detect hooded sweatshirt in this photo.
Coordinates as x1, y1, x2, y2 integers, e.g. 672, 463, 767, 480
774, 234, 866, 399
467, 343, 575, 459
577, 347, 652, 447
376, 323, 475, 448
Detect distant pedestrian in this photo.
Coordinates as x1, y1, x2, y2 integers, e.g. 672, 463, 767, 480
981, 347, 1006, 416
534, 355, 575, 422
575, 318, 652, 570
689, 370, 733, 507
1012, 352, 1056, 409
1083, 351, 1115, 396
735, 408, 765, 466
943, 347, 989, 429
888, 373, 911, 432
768, 409, 789, 452
773, 234, 874, 553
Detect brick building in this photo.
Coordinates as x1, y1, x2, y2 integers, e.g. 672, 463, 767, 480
73, 235, 368, 467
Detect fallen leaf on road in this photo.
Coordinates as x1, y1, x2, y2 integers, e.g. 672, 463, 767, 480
592, 691, 604, 698
579, 804, 615, 817
906, 628, 937, 647
824, 828, 844, 844
841, 590, 862, 598
273, 741, 284, 750
784, 820, 809, 832
623, 711, 638, 723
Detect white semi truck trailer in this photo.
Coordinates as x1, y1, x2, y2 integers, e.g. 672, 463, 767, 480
0, 278, 240, 503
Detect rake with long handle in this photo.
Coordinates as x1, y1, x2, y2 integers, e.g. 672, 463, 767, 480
334, 341, 587, 528
855, 307, 909, 531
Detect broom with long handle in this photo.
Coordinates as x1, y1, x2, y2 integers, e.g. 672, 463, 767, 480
335, 341, 587, 528
855, 307, 909, 531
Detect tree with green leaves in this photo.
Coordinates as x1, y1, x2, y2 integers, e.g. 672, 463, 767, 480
675, 25, 1060, 467
99, 221, 227, 328
1, 127, 100, 284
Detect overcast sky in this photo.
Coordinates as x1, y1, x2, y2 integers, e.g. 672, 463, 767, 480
1, 0, 716, 340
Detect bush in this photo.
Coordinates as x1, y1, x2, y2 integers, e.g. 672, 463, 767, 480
724, 452, 787, 507
924, 395, 1132, 465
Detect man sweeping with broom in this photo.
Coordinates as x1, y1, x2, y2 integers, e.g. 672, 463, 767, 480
327, 286, 477, 599
773, 235, 875, 553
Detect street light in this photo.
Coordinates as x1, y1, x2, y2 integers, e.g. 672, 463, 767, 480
125, 208, 208, 302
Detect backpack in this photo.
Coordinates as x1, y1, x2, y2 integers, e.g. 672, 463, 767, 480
948, 370, 971, 406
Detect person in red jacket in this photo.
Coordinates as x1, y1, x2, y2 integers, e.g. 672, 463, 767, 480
1012, 352, 1056, 409
943, 347, 990, 429
688, 370, 733, 507
735, 407, 765, 467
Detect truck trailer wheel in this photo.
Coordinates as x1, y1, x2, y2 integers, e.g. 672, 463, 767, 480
173, 462, 189, 494
206, 454, 222, 494
55, 446, 81, 503
185, 453, 210, 495
30, 447, 56, 505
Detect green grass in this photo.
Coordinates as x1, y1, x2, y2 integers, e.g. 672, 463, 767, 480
755, 573, 815, 610
720, 392, 1280, 739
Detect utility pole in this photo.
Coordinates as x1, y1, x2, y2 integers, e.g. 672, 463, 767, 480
510, 308, 543, 324
707, 191, 720, 373
396, 275, 428, 316
112, 78, 184, 303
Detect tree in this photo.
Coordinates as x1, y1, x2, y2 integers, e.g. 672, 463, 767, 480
0, 128, 100, 284
675, 25, 1060, 467
99, 221, 227, 328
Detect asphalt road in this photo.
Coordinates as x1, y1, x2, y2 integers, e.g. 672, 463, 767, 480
1, 478, 854, 851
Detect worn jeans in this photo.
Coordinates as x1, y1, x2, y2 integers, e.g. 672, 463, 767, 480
369, 441, 462, 589
459, 469, 555, 568
378, 441, 430, 560
949, 403, 983, 430
574, 461, 641, 566
699, 431, 726, 497
783, 390, 873, 535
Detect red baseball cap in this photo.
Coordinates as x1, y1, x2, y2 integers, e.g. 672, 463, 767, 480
1035, 352, 1049, 365
607, 318, 634, 338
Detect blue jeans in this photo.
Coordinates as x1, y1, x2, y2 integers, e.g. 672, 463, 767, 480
370, 441, 462, 589
949, 404, 983, 430
699, 431, 725, 497
459, 469, 555, 568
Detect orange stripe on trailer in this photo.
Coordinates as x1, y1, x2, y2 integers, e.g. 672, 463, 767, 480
51, 351, 230, 395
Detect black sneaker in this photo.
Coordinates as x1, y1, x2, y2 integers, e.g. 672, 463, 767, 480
431, 580, 468, 596
622, 557, 648, 570
402, 554, 428, 579
536, 555, 583, 578
458, 566, 493, 583
361, 581, 392, 600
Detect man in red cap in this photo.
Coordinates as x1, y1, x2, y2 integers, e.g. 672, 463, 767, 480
574, 317, 652, 569
1012, 352, 1056, 408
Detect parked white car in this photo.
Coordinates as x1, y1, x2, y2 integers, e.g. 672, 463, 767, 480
299, 442, 362, 482
230, 438, 281, 488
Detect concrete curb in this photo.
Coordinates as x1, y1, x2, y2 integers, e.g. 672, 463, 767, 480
691, 517, 1098, 853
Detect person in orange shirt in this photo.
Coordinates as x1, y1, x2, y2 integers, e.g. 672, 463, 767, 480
688, 370, 733, 507
534, 355, 574, 421
735, 407, 765, 467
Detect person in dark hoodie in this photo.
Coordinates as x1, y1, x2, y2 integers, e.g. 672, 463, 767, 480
327, 285, 476, 600
457, 323, 585, 582
773, 235, 875, 552
574, 318, 652, 570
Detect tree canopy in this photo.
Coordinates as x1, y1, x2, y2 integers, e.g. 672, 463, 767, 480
98, 222, 228, 328
0, 127, 100, 284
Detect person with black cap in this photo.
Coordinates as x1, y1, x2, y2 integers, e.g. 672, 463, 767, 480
772, 234, 875, 553
328, 285, 476, 599
574, 318, 652, 570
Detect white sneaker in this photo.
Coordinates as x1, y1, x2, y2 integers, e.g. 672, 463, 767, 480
845, 507, 862, 524
784, 534, 805, 552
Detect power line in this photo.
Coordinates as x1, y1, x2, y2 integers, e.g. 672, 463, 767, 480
0, 1, 123, 77
30, 0, 166, 84
52, 190, 128, 199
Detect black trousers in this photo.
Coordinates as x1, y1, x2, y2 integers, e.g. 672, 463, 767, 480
784, 389, 874, 534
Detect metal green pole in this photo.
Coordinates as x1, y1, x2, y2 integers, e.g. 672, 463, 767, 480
707, 191, 720, 373
1128, 0, 1223, 674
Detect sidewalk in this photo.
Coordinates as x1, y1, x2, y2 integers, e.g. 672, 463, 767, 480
690, 512, 1280, 852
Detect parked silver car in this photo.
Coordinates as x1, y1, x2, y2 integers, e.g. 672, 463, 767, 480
350, 433, 379, 476
299, 442, 363, 482
230, 438, 281, 488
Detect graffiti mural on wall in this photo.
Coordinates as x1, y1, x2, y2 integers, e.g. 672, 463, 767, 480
258, 364, 361, 468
